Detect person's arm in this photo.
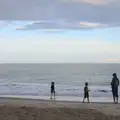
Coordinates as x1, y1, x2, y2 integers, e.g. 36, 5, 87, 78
88, 87, 90, 92
84, 87, 85, 92
111, 81, 112, 86
118, 78, 119, 86
54, 85, 55, 92
87, 87, 89, 92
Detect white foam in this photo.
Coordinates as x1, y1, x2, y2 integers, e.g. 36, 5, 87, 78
0, 95, 115, 103
0, 82, 117, 102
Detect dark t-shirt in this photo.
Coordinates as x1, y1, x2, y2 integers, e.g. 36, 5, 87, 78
111, 77, 119, 88
84, 86, 89, 98
51, 84, 55, 92
111, 77, 119, 97
84, 86, 88, 92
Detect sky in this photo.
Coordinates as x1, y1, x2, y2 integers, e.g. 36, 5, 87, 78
0, 0, 120, 63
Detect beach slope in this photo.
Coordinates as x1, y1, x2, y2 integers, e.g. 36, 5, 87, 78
0, 98, 119, 120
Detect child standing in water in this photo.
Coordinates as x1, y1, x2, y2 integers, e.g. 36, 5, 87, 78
51, 82, 55, 100
83, 82, 89, 103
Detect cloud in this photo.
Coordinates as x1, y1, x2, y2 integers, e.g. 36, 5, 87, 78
107, 58, 120, 63
79, 22, 106, 27
59, 0, 115, 5
16, 26, 26, 30
0, 21, 12, 30
0, 0, 119, 30
15, 21, 107, 31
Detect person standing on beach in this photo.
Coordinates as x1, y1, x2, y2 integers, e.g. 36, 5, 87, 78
83, 82, 89, 103
51, 82, 55, 100
111, 73, 119, 104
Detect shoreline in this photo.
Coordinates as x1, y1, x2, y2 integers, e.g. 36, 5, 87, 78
0, 96, 115, 104
0, 94, 115, 103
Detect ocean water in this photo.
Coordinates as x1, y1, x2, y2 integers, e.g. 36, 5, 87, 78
0, 63, 119, 102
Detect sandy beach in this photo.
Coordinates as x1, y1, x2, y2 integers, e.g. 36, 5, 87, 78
0, 98, 119, 120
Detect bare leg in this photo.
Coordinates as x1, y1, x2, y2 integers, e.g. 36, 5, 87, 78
50, 93, 52, 100
53, 92, 55, 100
83, 98, 85, 103
116, 96, 118, 104
113, 96, 115, 103
87, 97, 89, 103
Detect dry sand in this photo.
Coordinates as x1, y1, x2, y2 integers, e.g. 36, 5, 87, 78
0, 98, 120, 120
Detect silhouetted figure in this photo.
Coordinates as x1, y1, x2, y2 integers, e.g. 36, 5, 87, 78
51, 82, 55, 100
83, 82, 89, 103
111, 73, 119, 104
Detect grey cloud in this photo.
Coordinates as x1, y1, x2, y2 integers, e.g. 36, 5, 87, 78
59, 0, 117, 6
16, 20, 120, 32
0, 0, 120, 29
15, 21, 114, 31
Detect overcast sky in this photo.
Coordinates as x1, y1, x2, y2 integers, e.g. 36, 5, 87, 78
0, 0, 120, 63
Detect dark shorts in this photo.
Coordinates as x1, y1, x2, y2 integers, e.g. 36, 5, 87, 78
84, 92, 89, 98
51, 89, 55, 94
112, 87, 118, 97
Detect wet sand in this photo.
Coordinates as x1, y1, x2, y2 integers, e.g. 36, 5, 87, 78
0, 98, 120, 120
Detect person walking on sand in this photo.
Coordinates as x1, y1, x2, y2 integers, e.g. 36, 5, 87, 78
111, 73, 119, 104
83, 82, 89, 103
50, 82, 55, 100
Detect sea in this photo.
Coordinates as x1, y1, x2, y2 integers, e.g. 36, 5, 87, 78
0, 63, 119, 102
